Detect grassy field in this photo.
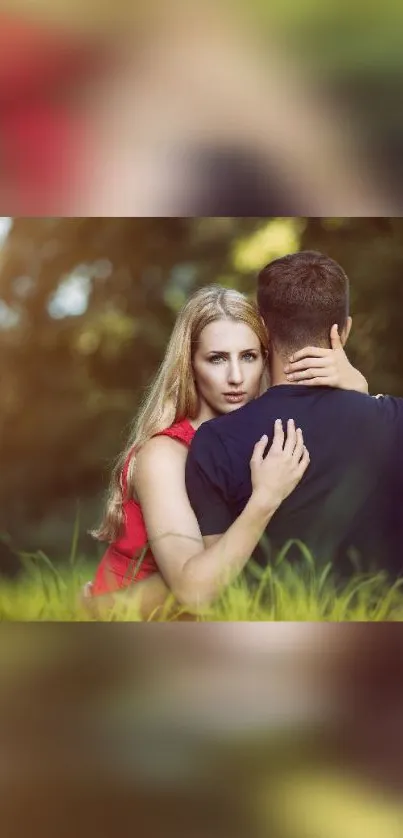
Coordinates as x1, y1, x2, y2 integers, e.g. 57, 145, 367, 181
2, 541, 403, 621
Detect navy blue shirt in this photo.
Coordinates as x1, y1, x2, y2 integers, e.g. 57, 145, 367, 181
185, 386, 403, 578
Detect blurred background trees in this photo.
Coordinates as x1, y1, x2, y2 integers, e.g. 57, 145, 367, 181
1, 217, 402, 565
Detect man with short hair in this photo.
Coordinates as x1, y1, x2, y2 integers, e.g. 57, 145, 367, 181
185, 251, 403, 578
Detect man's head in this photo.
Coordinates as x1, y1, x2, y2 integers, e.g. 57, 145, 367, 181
257, 250, 352, 359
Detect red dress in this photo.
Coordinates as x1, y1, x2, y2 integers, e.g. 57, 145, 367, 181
92, 418, 196, 595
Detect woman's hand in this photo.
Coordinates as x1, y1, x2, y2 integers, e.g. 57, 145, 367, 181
284, 325, 369, 393
79, 581, 116, 619
250, 418, 310, 511
79, 575, 179, 621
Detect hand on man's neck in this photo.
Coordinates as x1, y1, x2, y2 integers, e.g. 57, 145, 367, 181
268, 350, 296, 387
266, 322, 351, 388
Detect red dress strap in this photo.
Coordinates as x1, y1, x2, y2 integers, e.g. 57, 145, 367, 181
155, 418, 196, 446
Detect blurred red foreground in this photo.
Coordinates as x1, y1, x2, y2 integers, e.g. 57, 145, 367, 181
0, 16, 104, 213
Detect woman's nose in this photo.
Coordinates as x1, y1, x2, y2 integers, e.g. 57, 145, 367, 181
227, 361, 243, 385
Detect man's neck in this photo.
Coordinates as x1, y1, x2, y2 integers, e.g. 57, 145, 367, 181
268, 352, 294, 387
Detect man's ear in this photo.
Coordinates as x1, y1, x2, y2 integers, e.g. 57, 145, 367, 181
340, 316, 352, 346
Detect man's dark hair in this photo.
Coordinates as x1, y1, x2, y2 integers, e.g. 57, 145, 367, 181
257, 250, 350, 354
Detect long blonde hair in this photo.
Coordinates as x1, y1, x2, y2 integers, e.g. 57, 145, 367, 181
93, 284, 268, 542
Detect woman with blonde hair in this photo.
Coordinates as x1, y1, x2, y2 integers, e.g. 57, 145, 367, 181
85, 284, 367, 617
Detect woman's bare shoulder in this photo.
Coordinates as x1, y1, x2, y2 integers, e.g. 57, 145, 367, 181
136, 434, 188, 471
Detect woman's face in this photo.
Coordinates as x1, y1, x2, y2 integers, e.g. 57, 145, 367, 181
193, 319, 266, 420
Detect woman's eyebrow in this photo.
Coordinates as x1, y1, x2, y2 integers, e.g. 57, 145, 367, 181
206, 348, 258, 355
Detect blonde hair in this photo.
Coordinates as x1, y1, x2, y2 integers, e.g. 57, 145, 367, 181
93, 284, 268, 542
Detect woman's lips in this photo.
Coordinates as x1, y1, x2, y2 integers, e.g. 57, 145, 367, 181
223, 392, 246, 403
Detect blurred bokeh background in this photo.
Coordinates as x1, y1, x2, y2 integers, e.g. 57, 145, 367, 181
1, 215, 403, 575
0, 1, 401, 214
2, 623, 403, 837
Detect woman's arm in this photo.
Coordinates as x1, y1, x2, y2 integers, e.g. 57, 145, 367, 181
134, 419, 309, 610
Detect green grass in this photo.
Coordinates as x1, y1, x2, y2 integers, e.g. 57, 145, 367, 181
1, 541, 403, 621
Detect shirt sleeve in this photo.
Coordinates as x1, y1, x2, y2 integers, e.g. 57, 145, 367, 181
185, 422, 236, 536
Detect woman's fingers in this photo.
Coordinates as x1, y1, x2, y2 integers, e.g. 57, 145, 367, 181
286, 347, 329, 366
250, 433, 269, 464
286, 356, 331, 373
283, 418, 297, 457
287, 367, 331, 382
269, 418, 285, 453
252, 419, 306, 464
297, 446, 310, 476
292, 427, 304, 462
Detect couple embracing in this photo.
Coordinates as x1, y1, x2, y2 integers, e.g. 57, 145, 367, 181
85, 251, 403, 617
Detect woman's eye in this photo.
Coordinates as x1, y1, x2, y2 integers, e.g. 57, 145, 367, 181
242, 353, 258, 362
209, 355, 226, 364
